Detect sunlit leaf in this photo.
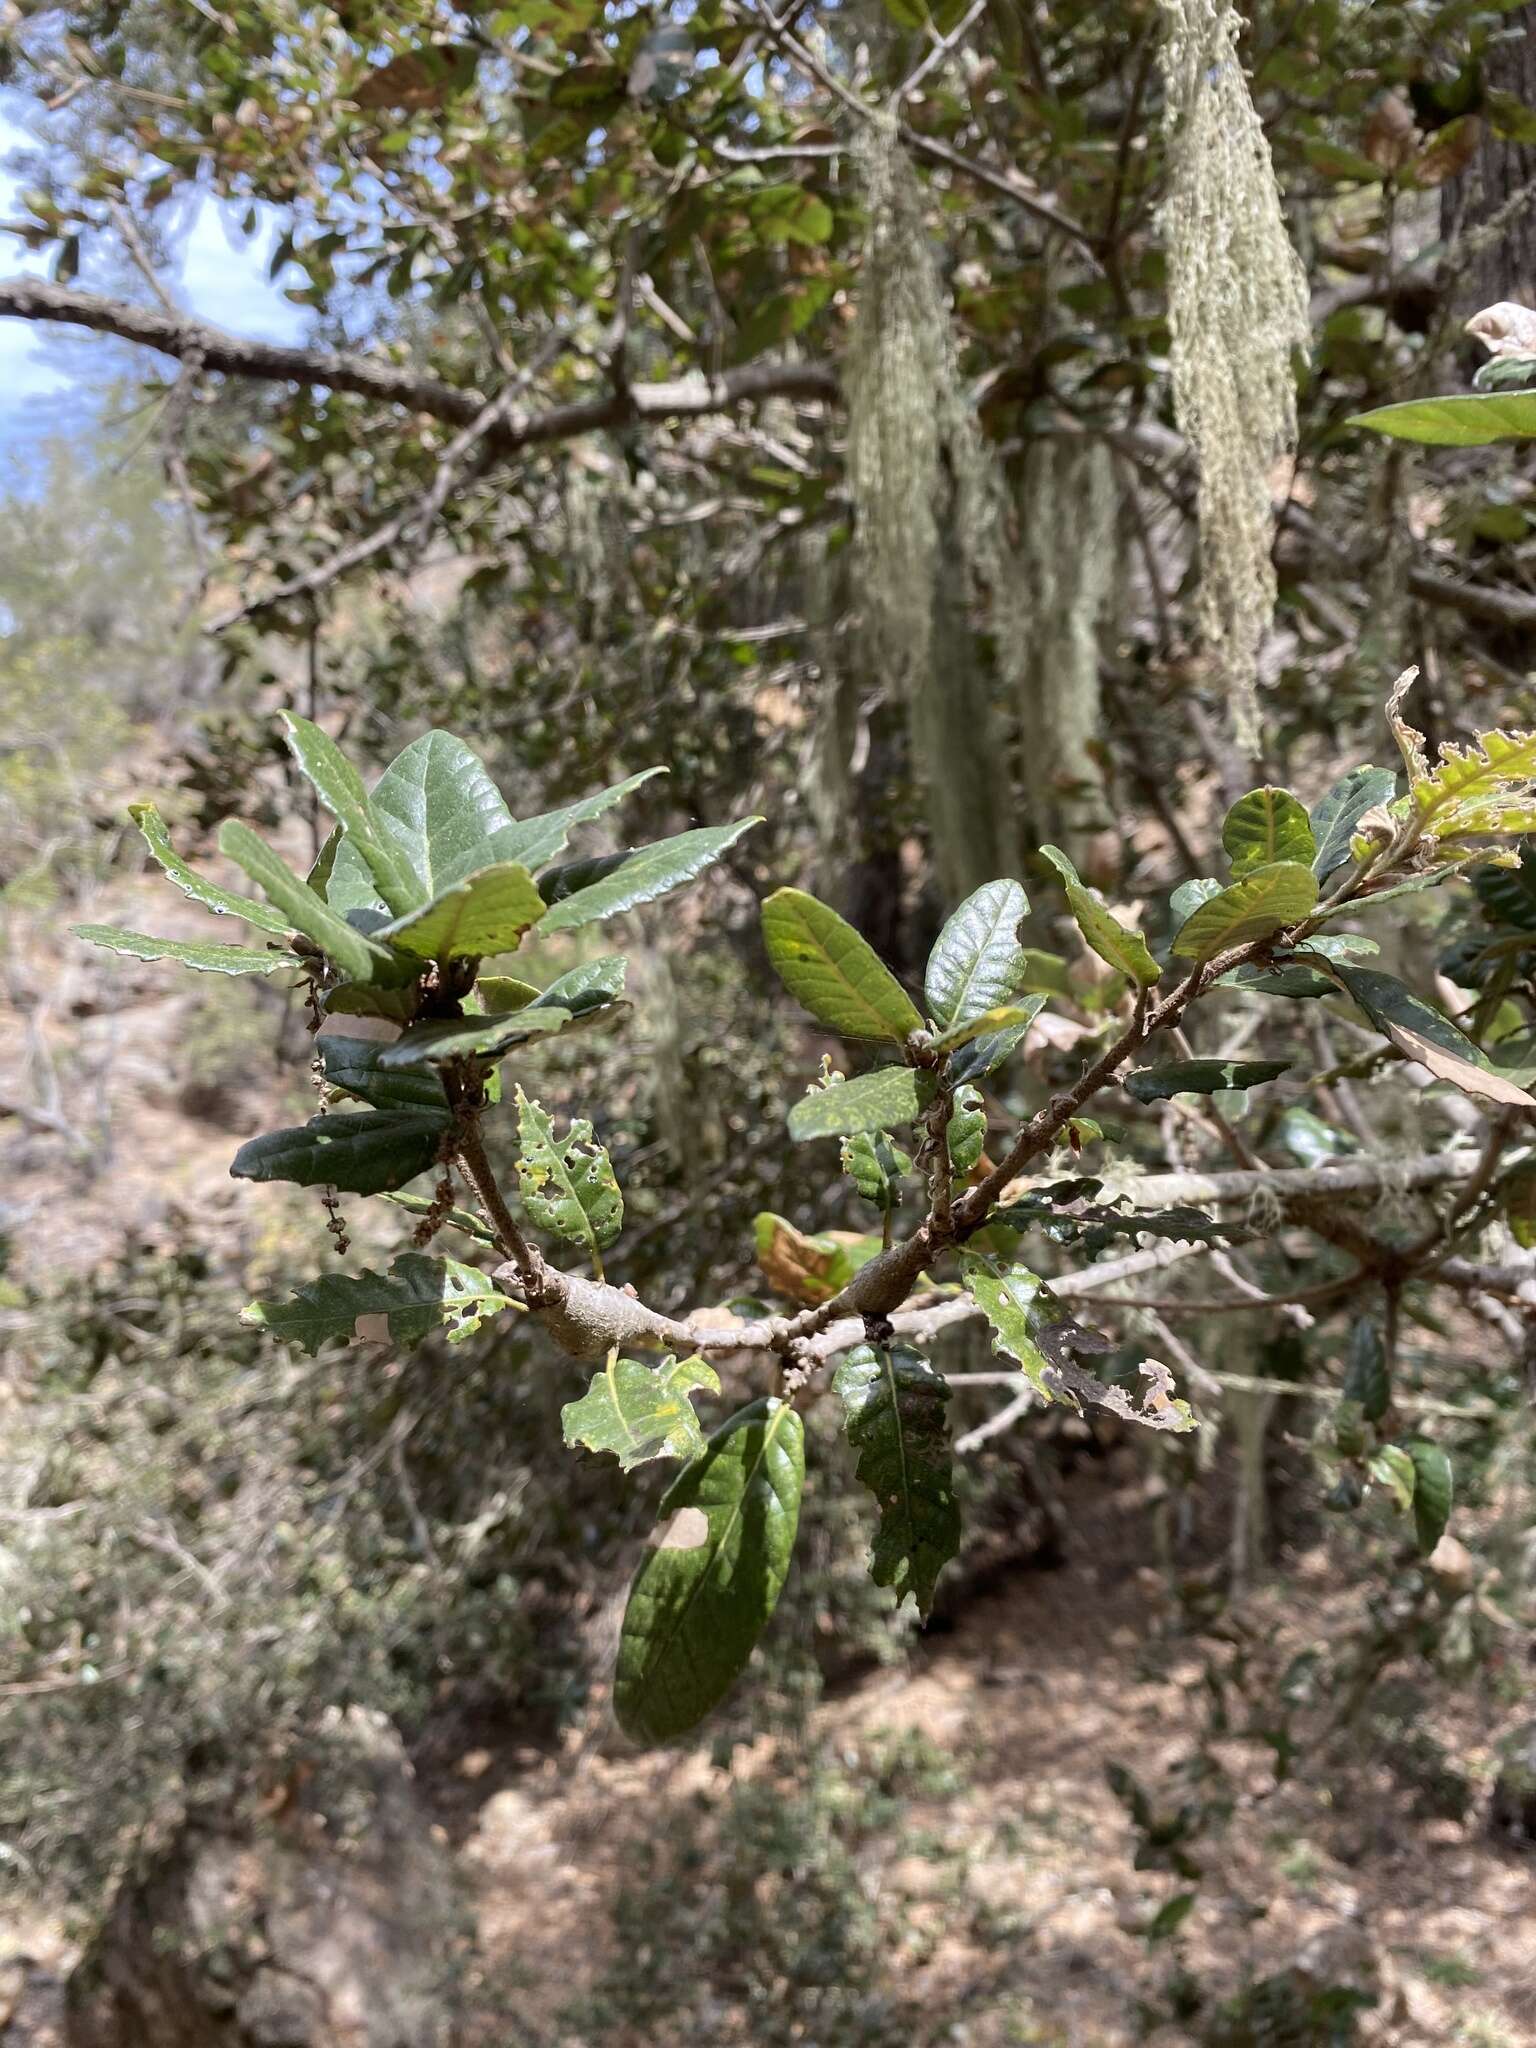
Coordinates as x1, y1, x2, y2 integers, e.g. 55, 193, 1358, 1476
1222, 787, 1316, 877
562, 1352, 721, 1472
73, 925, 302, 976
1169, 862, 1318, 962
762, 888, 924, 1041
923, 879, 1029, 1029
786, 1065, 934, 1140
128, 802, 289, 934
1040, 845, 1161, 988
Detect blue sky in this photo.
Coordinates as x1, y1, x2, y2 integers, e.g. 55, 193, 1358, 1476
0, 101, 309, 456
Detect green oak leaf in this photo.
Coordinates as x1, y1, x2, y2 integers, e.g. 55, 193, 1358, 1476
514, 1086, 622, 1257
1123, 1059, 1290, 1103
1406, 1440, 1454, 1553
128, 802, 290, 934
923, 879, 1029, 1030
317, 1031, 449, 1114
761, 888, 924, 1041
1327, 963, 1536, 1107
948, 994, 1047, 1084
786, 1065, 934, 1141
73, 926, 303, 976
536, 820, 758, 933
562, 1352, 722, 1472
929, 1002, 1044, 1053
1349, 391, 1536, 446
482, 767, 665, 872
280, 711, 424, 914
1310, 766, 1396, 879
379, 1007, 574, 1068
230, 1109, 447, 1195
840, 1130, 911, 1211
946, 1083, 987, 1172
1169, 861, 1318, 962
1039, 845, 1160, 989
219, 820, 408, 984
1222, 787, 1316, 877
1342, 1317, 1390, 1423
614, 1397, 804, 1744
325, 729, 519, 914
242, 1252, 512, 1356
376, 861, 546, 959
834, 1342, 960, 1617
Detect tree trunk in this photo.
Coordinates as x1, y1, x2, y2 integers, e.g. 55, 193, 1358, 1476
1442, 8, 1536, 317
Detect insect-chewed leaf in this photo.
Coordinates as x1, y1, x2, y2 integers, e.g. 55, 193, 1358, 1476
242, 1253, 511, 1356
762, 888, 924, 1041
128, 802, 291, 934
1222, 787, 1316, 877
1169, 862, 1318, 961
787, 1065, 933, 1141
946, 1084, 987, 1172
753, 1213, 881, 1304
965, 1259, 1197, 1432
614, 1397, 804, 1744
230, 1110, 447, 1195
1124, 1059, 1290, 1104
1349, 391, 1536, 446
833, 1342, 960, 1617
1408, 728, 1536, 843
73, 925, 302, 976
1310, 766, 1397, 878
562, 1352, 721, 1472
1039, 846, 1160, 988
923, 879, 1029, 1029
840, 1130, 911, 1211
219, 820, 408, 985
376, 862, 546, 959
1328, 963, 1536, 1106
536, 820, 758, 934
1368, 1444, 1416, 1515
281, 712, 424, 914
514, 1087, 622, 1256
325, 730, 517, 914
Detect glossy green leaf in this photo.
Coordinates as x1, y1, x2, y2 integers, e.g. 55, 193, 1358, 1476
73, 925, 302, 976
1328, 964, 1536, 1107
1169, 862, 1318, 962
614, 1397, 804, 1744
280, 712, 424, 914
1310, 766, 1396, 879
786, 1065, 933, 1141
761, 888, 924, 1041
242, 1253, 511, 1356
376, 861, 545, 959
128, 802, 289, 934
317, 1031, 448, 1113
326, 730, 517, 914
1349, 391, 1536, 446
483, 767, 666, 872
562, 1352, 721, 1472
230, 1110, 446, 1195
219, 820, 405, 984
923, 879, 1029, 1029
1169, 877, 1222, 924
533, 953, 627, 1018
834, 1342, 960, 1617
1222, 787, 1316, 877
536, 819, 757, 933
949, 993, 1047, 1084
379, 1006, 574, 1068
1406, 1441, 1454, 1553
1040, 845, 1160, 988
1343, 1318, 1390, 1423
1124, 1059, 1290, 1103
514, 1086, 622, 1256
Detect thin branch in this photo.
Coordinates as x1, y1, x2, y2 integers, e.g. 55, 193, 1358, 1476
894, 0, 988, 105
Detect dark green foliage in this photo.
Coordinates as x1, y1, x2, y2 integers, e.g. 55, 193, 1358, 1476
833, 1343, 960, 1617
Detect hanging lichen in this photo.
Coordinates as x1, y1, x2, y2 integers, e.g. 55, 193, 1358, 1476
843, 115, 1017, 898
1157, 0, 1310, 750
1017, 437, 1120, 867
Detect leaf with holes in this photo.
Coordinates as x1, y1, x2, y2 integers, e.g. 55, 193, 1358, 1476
787, 1065, 934, 1141
230, 1110, 447, 1195
614, 1397, 804, 1744
281, 713, 424, 914
1222, 787, 1316, 877
1040, 846, 1161, 988
128, 802, 290, 934
562, 1353, 721, 1472
834, 1342, 960, 1617
514, 1087, 622, 1257
762, 888, 924, 1041
536, 820, 758, 933
840, 1132, 912, 1212
73, 926, 303, 976
946, 1084, 987, 1173
242, 1253, 511, 1356
377, 862, 545, 959
924, 879, 1029, 1029
1169, 862, 1318, 962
